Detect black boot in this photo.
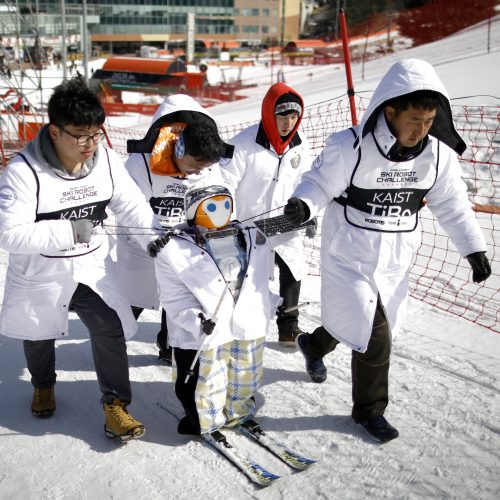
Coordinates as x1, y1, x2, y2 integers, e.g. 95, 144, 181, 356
157, 309, 172, 365
178, 416, 201, 435
276, 272, 302, 345
296, 333, 327, 383
157, 330, 172, 365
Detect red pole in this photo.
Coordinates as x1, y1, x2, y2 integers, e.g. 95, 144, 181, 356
339, 8, 358, 125
101, 125, 113, 149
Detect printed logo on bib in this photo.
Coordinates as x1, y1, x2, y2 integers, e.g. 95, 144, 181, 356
377, 171, 418, 184
36, 200, 108, 225
365, 190, 421, 217
59, 185, 98, 204
342, 135, 438, 232
150, 196, 185, 225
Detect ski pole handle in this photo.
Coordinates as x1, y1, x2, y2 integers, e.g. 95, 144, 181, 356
184, 281, 230, 384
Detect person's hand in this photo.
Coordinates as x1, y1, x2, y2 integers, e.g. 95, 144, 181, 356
284, 198, 308, 225
147, 234, 170, 257
198, 312, 216, 335
305, 217, 318, 238
71, 219, 94, 244
466, 251, 491, 283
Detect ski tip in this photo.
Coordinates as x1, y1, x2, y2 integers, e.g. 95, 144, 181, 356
252, 463, 281, 482
280, 453, 317, 470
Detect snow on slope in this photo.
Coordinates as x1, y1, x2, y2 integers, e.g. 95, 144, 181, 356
0, 17, 499, 500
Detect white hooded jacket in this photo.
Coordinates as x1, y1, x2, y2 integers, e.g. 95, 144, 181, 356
154, 226, 281, 350
293, 59, 487, 352
221, 83, 313, 282
115, 95, 228, 309
0, 142, 159, 341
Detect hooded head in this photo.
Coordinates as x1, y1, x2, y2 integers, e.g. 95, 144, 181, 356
126, 94, 234, 159
185, 185, 233, 229
358, 59, 466, 155
261, 83, 304, 155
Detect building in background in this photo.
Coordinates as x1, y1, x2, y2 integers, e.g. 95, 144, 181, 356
0, 1, 307, 57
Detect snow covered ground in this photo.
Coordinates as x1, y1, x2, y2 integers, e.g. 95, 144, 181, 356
0, 17, 500, 500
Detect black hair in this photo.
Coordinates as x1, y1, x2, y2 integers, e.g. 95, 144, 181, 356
48, 75, 105, 128
183, 121, 227, 163
386, 90, 440, 114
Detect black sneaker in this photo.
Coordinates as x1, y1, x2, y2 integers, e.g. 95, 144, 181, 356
358, 415, 399, 443
295, 333, 327, 383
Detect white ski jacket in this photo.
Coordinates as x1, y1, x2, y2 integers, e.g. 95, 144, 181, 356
293, 58, 487, 352
0, 144, 159, 341
154, 226, 281, 350
221, 123, 312, 281
116, 95, 227, 309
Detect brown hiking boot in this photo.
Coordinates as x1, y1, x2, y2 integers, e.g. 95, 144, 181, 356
103, 399, 145, 442
278, 326, 303, 346
31, 386, 56, 418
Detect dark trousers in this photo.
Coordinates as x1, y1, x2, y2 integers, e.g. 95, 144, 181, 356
132, 307, 168, 346
173, 347, 201, 434
275, 252, 301, 334
23, 283, 132, 404
307, 297, 391, 422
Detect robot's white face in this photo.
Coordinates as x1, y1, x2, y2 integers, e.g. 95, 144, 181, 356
194, 195, 233, 229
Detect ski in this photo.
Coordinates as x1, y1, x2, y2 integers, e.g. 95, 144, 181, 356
202, 430, 280, 487
155, 401, 281, 486
235, 420, 317, 470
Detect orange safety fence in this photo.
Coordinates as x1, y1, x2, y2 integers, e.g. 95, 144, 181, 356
1, 97, 499, 333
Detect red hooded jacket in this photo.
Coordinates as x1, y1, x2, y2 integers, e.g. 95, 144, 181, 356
261, 82, 304, 155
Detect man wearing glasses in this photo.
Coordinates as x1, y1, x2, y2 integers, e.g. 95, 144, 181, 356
0, 76, 160, 442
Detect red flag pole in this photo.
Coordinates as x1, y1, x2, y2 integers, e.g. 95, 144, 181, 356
101, 125, 113, 149
339, 8, 358, 126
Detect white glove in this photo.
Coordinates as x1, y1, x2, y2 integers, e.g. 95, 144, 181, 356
71, 219, 94, 244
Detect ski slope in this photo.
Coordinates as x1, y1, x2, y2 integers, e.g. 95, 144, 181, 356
0, 17, 499, 500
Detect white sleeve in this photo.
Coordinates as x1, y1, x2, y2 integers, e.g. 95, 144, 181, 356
293, 131, 353, 218
426, 146, 487, 256
219, 134, 248, 198
0, 160, 75, 253
107, 149, 161, 251
125, 153, 153, 201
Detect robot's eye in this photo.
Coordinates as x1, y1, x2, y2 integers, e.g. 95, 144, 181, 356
206, 202, 217, 212
224, 200, 230, 209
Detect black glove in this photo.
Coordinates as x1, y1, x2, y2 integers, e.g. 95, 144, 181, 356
305, 217, 318, 239
466, 251, 491, 283
147, 234, 171, 257
284, 198, 308, 225
198, 312, 216, 336
71, 219, 94, 244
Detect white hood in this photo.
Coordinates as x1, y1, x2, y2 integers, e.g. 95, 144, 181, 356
126, 93, 230, 155
358, 58, 466, 155
151, 93, 213, 122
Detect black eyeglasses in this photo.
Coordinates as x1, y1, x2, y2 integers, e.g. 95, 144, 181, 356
58, 125, 105, 146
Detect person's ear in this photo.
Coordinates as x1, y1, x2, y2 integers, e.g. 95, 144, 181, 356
48, 124, 59, 141
385, 105, 396, 123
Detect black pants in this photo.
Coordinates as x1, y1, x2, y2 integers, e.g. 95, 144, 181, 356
307, 296, 391, 422
23, 283, 132, 404
275, 252, 301, 335
132, 307, 168, 345
173, 347, 201, 434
